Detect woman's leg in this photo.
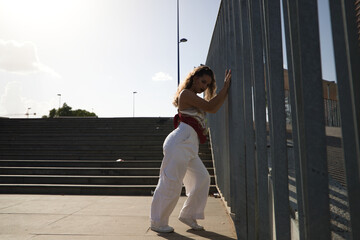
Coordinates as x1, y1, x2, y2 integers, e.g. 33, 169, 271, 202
150, 148, 189, 227
179, 155, 210, 220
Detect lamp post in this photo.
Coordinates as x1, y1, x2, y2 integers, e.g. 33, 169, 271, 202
57, 94, 61, 117
133, 91, 137, 117
57, 94, 61, 109
177, 0, 187, 86
26, 108, 31, 119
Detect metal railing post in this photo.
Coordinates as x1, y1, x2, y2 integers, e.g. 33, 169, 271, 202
329, 0, 360, 238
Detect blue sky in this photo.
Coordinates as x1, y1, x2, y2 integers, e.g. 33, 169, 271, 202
0, 0, 335, 118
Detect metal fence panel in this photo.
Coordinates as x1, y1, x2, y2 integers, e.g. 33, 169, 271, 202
329, 0, 360, 239
239, 0, 257, 238
225, 1, 249, 238
294, 1, 331, 239
262, 0, 291, 238
282, 0, 305, 239
250, 0, 270, 238
206, 0, 359, 239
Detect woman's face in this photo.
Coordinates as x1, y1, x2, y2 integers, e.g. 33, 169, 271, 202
191, 74, 212, 94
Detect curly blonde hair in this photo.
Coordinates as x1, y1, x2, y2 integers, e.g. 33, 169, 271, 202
173, 65, 217, 107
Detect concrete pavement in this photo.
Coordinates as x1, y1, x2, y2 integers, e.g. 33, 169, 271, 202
0, 194, 236, 240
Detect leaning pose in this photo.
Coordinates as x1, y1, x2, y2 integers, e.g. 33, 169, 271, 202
150, 65, 231, 233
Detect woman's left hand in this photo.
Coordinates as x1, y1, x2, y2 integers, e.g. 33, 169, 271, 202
224, 69, 231, 89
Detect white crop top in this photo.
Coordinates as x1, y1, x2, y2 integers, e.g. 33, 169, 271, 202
178, 107, 206, 129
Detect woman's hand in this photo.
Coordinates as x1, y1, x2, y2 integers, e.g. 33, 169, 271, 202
224, 69, 231, 89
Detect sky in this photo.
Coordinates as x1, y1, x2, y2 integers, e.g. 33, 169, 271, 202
0, 0, 335, 118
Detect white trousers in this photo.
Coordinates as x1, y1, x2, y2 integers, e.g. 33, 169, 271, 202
150, 122, 210, 227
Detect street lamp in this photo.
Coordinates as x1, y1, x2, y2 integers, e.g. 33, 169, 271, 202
177, 0, 187, 86
26, 108, 31, 119
57, 94, 61, 109
133, 91, 137, 117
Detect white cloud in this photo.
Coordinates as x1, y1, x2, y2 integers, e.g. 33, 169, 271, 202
0, 40, 61, 78
0, 81, 56, 118
152, 72, 173, 82
0, 81, 26, 117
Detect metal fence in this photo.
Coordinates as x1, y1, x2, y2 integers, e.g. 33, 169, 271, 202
324, 99, 341, 127
205, 0, 360, 239
285, 91, 341, 127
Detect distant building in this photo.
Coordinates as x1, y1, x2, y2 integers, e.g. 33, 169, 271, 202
283, 69, 337, 100
283, 69, 340, 126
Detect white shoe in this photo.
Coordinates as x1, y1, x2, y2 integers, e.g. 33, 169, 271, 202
150, 224, 174, 233
179, 217, 204, 231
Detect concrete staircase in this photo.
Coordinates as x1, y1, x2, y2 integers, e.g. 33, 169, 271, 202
0, 117, 216, 195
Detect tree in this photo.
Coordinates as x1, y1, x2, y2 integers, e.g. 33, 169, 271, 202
42, 103, 97, 118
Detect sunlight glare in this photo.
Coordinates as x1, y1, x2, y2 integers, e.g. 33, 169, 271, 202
1, 0, 83, 28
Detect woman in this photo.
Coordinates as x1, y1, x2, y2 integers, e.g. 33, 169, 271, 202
150, 65, 231, 233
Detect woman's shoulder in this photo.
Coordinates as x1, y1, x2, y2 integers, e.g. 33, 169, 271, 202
180, 88, 190, 94
179, 90, 195, 110
179, 89, 195, 97
179, 89, 197, 104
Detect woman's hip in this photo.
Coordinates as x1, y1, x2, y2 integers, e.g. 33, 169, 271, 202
163, 122, 199, 154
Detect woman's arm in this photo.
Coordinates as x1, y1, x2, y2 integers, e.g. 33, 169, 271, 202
179, 70, 231, 113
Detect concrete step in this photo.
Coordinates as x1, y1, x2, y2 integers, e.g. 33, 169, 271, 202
0, 145, 165, 151
0, 184, 218, 196
0, 117, 173, 125
0, 160, 214, 168
0, 149, 210, 158
0, 167, 215, 176
0, 167, 160, 176
0, 117, 215, 196
0, 117, 171, 121
0, 155, 212, 161
0, 129, 173, 135
0, 153, 166, 158
0, 121, 173, 125
0, 152, 212, 160
0, 133, 171, 139
0, 139, 165, 145
0, 175, 216, 185
0, 144, 210, 152
0, 140, 211, 149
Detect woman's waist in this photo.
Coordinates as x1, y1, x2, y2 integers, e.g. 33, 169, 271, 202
177, 122, 198, 138
166, 122, 198, 143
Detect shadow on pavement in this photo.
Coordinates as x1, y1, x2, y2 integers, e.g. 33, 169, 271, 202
157, 232, 194, 240
186, 229, 236, 240
156, 229, 236, 240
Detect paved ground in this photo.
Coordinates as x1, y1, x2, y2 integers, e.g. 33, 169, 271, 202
0, 195, 236, 240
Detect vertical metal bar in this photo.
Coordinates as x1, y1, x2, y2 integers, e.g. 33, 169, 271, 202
328, 0, 360, 238
227, 0, 247, 228
221, 3, 231, 204
226, 0, 236, 211
229, 1, 248, 238
282, 0, 305, 239
224, 0, 231, 207
239, 0, 256, 238
216, 0, 225, 199
205, 24, 217, 207
262, 0, 272, 133
262, 0, 291, 238
207, 3, 225, 197
293, 0, 331, 238
219, 4, 227, 198
250, 0, 270, 238
215, 3, 223, 196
